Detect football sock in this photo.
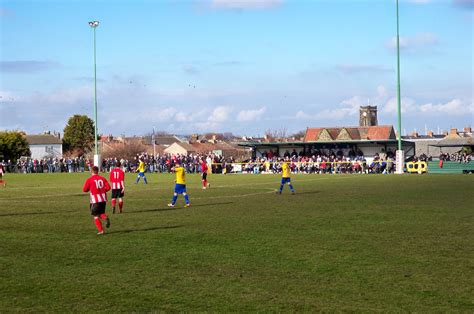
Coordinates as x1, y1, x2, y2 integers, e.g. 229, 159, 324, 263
279, 184, 284, 193
289, 184, 295, 192
171, 195, 178, 205
136, 176, 140, 183
100, 213, 107, 220
144, 177, 148, 184
184, 194, 190, 204
202, 180, 206, 188
119, 200, 123, 212
111, 199, 116, 207
94, 217, 103, 232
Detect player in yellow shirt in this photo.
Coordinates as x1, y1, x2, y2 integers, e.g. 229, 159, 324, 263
168, 161, 190, 207
277, 157, 295, 194
135, 157, 148, 184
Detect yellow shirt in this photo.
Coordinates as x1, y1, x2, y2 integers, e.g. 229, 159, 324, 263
282, 162, 291, 178
175, 166, 186, 184
137, 161, 145, 173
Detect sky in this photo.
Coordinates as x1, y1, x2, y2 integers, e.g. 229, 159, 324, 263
0, 0, 473, 137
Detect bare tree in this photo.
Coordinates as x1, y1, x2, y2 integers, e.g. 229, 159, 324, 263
291, 130, 306, 141
264, 128, 288, 141
102, 142, 148, 160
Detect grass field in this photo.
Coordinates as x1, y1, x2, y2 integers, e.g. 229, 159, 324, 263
0, 172, 473, 311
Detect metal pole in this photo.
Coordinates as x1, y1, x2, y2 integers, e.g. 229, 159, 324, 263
93, 26, 98, 156
395, 0, 404, 174
153, 127, 156, 156
89, 21, 100, 167
396, 0, 402, 151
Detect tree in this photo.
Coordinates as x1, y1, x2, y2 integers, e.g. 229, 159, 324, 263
291, 130, 306, 141
63, 115, 95, 155
0, 131, 30, 162
264, 128, 288, 141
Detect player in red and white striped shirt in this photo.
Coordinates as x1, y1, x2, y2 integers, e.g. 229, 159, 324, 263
83, 166, 111, 235
109, 161, 125, 214
201, 158, 209, 189
0, 163, 6, 187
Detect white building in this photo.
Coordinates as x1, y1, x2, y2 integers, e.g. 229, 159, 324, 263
26, 133, 63, 159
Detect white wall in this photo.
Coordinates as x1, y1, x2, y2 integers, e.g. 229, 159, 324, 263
30, 144, 63, 159
164, 143, 189, 155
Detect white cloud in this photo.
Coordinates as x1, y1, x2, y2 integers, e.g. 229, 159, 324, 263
377, 85, 388, 98
383, 97, 473, 115
386, 32, 438, 52
383, 97, 417, 114
237, 107, 266, 121
175, 111, 193, 122
208, 106, 231, 122
210, 0, 283, 10
0, 90, 17, 102
419, 99, 474, 114
157, 108, 178, 122
294, 86, 393, 122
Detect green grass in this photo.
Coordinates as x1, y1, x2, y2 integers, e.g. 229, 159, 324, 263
0, 173, 473, 312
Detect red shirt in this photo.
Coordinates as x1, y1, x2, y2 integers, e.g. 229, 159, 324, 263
83, 174, 111, 204
109, 168, 125, 190
201, 162, 208, 174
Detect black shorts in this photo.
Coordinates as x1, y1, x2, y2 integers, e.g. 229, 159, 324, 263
202, 172, 207, 180
90, 202, 106, 216
111, 189, 124, 199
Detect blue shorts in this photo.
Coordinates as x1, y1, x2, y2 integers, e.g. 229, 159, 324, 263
138, 172, 145, 177
281, 177, 291, 184
174, 184, 187, 194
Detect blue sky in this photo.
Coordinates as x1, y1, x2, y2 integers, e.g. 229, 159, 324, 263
0, 0, 472, 137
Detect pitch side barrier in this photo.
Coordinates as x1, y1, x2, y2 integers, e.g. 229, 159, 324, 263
209, 160, 394, 174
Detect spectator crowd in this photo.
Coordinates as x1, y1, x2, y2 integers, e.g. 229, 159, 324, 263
1, 148, 471, 175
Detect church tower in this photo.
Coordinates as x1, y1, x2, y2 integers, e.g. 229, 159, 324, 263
359, 105, 378, 126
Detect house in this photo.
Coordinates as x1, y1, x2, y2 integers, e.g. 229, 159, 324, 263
26, 132, 63, 159
164, 142, 197, 155
163, 141, 250, 159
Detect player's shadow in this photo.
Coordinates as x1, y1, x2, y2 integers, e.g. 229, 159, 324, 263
125, 201, 234, 214
292, 191, 320, 195
0, 211, 56, 217
108, 225, 184, 234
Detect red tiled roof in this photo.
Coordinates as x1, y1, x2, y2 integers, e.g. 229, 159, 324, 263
366, 125, 395, 140
304, 125, 396, 142
326, 128, 340, 140
345, 128, 361, 140
304, 128, 322, 142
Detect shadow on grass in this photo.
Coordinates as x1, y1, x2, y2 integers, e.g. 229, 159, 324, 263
108, 225, 184, 234
0, 211, 57, 217
293, 190, 320, 195
124, 201, 234, 214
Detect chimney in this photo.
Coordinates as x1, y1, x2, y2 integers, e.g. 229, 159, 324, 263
464, 127, 472, 133
450, 128, 458, 136
427, 131, 433, 137
411, 131, 418, 138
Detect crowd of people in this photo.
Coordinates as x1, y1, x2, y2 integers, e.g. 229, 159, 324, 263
243, 148, 395, 174
1, 148, 471, 175
439, 152, 472, 163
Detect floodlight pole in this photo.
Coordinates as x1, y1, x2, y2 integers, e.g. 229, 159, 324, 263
395, 0, 404, 174
89, 21, 100, 167
153, 127, 156, 156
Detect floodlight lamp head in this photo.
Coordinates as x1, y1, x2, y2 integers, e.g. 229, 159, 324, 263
89, 21, 99, 28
